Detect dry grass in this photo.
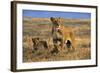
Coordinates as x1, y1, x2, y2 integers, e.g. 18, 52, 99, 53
23, 47, 90, 62
23, 17, 91, 62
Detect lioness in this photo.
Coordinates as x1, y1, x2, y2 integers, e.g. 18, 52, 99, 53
50, 17, 76, 51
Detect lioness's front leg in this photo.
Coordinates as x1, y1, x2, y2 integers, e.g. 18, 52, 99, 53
60, 38, 65, 51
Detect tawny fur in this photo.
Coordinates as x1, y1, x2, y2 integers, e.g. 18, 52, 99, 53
50, 17, 76, 51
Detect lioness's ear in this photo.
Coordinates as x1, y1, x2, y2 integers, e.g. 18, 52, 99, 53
50, 17, 54, 21
58, 17, 63, 25
58, 17, 61, 21
58, 17, 61, 19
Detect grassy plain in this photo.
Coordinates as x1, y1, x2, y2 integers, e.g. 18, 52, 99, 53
23, 17, 91, 62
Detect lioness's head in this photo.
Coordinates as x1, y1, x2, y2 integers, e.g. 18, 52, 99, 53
50, 17, 63, 29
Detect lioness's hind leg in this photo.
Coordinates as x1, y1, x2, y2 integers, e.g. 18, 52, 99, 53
71, 41, 76, 52
70, 32, 76, 51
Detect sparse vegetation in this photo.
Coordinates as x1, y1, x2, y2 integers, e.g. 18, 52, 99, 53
23, 17, 91, 62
